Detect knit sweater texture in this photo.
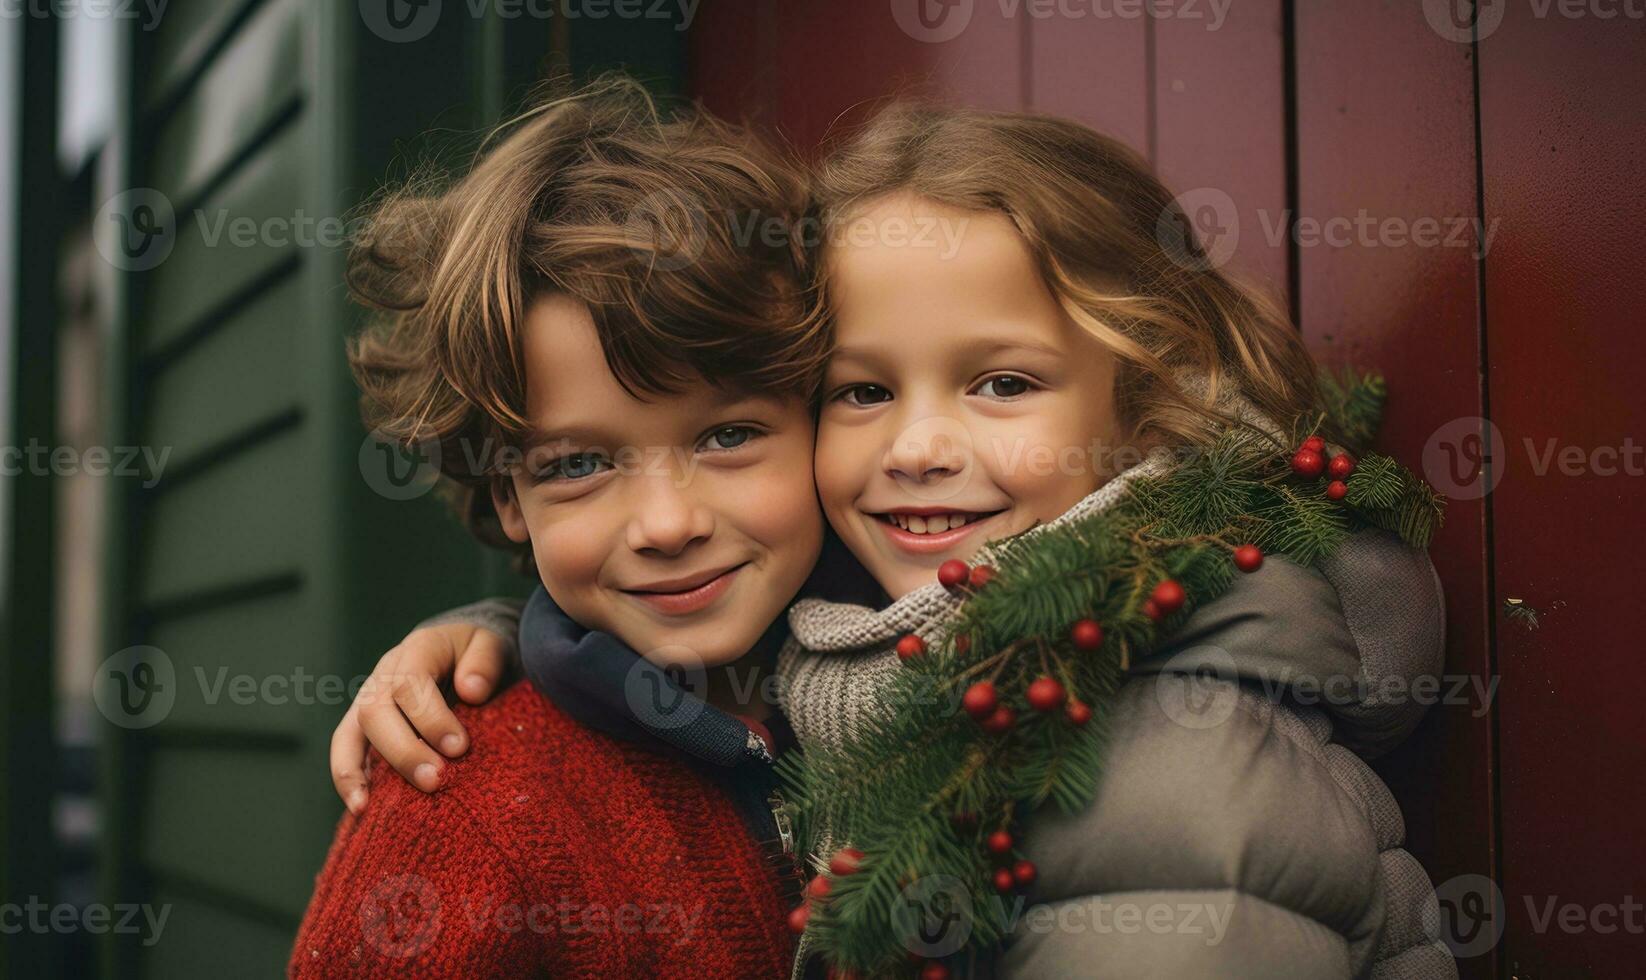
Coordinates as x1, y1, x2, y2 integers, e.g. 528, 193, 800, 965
289, 681, 795, 978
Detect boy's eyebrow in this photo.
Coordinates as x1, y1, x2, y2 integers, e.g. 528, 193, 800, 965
517, 424, 610, 451
517, 394, 788, 450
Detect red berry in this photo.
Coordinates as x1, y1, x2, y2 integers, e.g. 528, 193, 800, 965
1233, 544, 1263, 573
1065, 699, 1093, 726
788, 903, 810, 933
1301, 435, 1326, 453
1290, 449, 1325, 478
1142, 598, 1162, 622
961, 681, 998, 720
986, 829, 1013, 855
1012, 860, 1038, 886
896, 634, 926, 661
829, 848, 865, 876
1150, 579, 1186, 615
1328, 453, 1356, 479
807, 875, 832, 900
993, 868, 1016, 894
1070, 618, 1104, 651
982, 705, 1016, 734
954, 634, 971, 655
951, 810, 978, 831
967, 564, 995, 589
937, 559, 971, 591
919, 962, 951, 980
1026, 676, 1067, 713
1326, 479, 1348, 501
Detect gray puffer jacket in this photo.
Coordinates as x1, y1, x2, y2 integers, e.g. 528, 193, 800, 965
781, 527, 1455, 979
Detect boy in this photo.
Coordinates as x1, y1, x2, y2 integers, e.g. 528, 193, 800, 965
291, 80, 827, 977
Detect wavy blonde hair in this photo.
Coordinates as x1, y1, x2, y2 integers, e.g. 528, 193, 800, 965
812, 102, 1318, 451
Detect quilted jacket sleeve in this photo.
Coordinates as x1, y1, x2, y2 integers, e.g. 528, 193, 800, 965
997, 531, 1457, 980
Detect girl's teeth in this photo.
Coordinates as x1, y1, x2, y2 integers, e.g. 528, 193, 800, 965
888, 513, 975, 534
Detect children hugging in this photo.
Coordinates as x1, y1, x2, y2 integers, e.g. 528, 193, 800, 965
295, 77, 1457, 980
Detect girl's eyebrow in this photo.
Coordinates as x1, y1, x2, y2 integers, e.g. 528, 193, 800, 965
829, 337, 1063, 367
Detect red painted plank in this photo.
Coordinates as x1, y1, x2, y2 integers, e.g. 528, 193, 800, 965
1152, 0, 1288, 301
1478, 6, 1646, 976
1294, 6, 1496, 978
1028, 12, 1148, 152
690, 0, 1025, 152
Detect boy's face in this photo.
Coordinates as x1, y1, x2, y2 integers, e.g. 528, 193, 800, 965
815, 195, 1122, 600
494, 294, 823, 670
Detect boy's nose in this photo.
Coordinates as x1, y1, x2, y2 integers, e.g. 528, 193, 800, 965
625, 475, 714, 556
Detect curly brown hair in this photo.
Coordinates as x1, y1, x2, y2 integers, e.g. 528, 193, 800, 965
347, 77, 827, 553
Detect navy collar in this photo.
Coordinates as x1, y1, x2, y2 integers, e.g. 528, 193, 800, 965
518, 586, 790, 768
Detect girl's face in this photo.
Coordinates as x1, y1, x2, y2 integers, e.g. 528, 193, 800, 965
816, 195, 1124, 600
495, 294, 823, 669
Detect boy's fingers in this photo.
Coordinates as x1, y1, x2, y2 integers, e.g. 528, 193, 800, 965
454, 631, 511, 704
329, 707, 371, 814
357, 687, 445, 793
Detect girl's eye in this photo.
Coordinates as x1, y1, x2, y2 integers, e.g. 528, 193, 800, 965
836, 384, 893, 407
702, 425, 756, 451
974, 374, 1035, 399
541, 453, 609, 482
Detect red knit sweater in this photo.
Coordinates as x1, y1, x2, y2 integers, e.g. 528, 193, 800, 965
289, 681, 796, 978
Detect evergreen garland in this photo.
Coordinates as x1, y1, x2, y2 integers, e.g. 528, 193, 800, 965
776, 372, 1444, 978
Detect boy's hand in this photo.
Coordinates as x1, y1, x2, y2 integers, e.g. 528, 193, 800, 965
329, 623, 512, 813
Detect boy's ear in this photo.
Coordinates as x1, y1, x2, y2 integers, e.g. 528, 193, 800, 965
491, 476, 531, 544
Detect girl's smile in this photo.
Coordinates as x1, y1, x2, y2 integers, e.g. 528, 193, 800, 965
815, 195, 1124, 599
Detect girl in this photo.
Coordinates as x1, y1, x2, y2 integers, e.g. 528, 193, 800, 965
337, 103, 1456, 979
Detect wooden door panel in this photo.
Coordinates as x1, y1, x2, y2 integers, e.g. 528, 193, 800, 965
1478, 7, 1646, 977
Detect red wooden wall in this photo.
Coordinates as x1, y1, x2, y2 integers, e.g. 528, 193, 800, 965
688, 2, 1645, 977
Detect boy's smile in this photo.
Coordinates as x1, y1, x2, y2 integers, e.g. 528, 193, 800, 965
494, 294, 822, 673
816, 196, 1124, 599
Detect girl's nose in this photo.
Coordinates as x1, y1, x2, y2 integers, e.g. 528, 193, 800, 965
882, 416, 970, 484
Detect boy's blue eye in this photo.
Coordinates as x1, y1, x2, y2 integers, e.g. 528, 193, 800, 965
975, 374, 1034, 399
839, 384, 893, 407
706, 426, 752, 450
543, 453, 608, 481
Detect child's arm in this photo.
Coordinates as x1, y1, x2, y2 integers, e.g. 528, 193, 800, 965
330, 598, 525, 812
